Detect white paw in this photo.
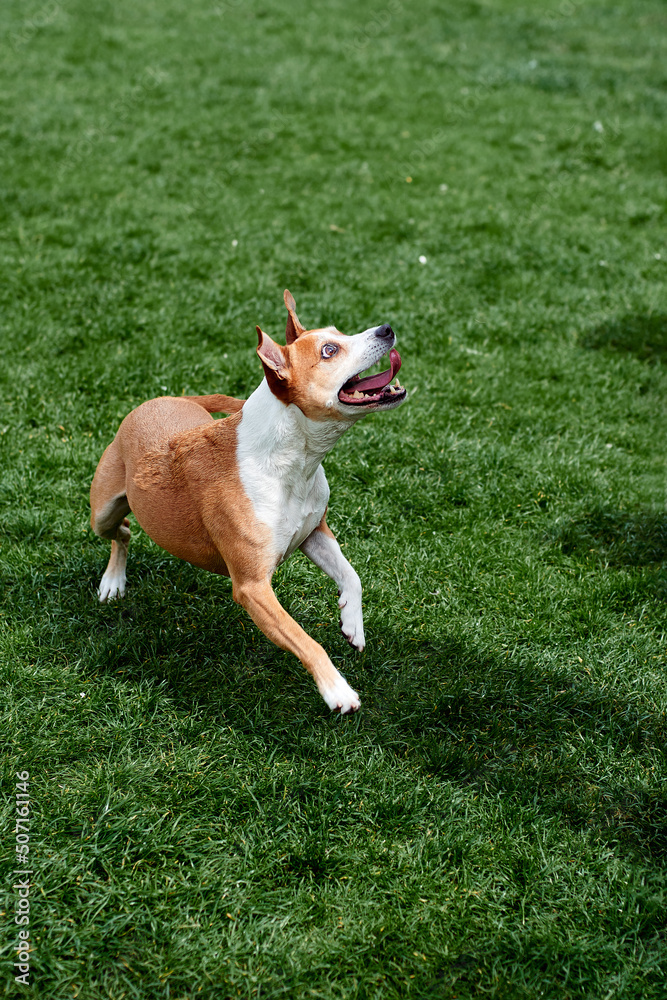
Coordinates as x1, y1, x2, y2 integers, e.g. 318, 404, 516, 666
98, 573, 126, 602
339, 594, 365, 652
320, 673, 361, 715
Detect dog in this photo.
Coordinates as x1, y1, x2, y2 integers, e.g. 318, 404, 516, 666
90, 290, 407, 713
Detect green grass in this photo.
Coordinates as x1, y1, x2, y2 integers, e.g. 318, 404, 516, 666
1, 0, 666, 996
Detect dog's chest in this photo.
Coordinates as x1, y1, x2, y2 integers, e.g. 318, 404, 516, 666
239, 457, 330, 564
236, 386, 337, 566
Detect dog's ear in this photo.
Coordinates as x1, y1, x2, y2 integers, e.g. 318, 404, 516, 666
284, 289, 305, 344
256, 326, 290, 380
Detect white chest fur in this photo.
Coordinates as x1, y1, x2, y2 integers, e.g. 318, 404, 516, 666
236, 380, 347, 566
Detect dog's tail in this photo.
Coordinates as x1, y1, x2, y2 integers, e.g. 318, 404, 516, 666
184, 394, 246, 414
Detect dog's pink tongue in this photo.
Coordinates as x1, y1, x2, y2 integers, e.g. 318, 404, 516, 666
352, 349, 401, 393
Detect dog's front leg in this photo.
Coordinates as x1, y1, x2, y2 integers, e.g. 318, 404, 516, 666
231, 574, 360, 714
300, 521, 365, 652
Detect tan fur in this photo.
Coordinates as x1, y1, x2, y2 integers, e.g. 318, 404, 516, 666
92, 399, 261, 577
90, 394, 349, 702
90, 291, 404, 712
317, 514, 336, 540
284, 288, 306, 344
256, 324, 354, 421
182, 394, 245, 414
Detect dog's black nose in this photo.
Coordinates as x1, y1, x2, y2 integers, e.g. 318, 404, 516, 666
375, 324, 394, 339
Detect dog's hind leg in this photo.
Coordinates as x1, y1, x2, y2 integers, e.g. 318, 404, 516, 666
90, 440, 132, 602
97, 518, 131, 602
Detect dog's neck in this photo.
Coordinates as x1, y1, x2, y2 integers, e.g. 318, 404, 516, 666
238, 379, 350, 479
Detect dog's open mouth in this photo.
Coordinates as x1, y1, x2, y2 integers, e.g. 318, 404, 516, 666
338, 348, 406, 406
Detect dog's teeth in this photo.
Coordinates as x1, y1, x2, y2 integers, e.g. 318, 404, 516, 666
352, 390, 364, 399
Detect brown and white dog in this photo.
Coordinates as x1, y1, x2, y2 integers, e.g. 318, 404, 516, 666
90, 290, 407, 713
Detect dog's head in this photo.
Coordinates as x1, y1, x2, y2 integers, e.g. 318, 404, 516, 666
255, 290, 407, 422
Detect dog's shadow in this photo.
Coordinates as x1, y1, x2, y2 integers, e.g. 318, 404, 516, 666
11, 529, 666, 867
583, 312, 667, 362
84, 577, 667, 865
547, 506, 667, 568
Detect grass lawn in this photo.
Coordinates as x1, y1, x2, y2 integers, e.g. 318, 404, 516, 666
1, 0, 666, 996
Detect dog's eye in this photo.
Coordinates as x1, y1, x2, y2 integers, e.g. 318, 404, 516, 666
321, 343, 339, 359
